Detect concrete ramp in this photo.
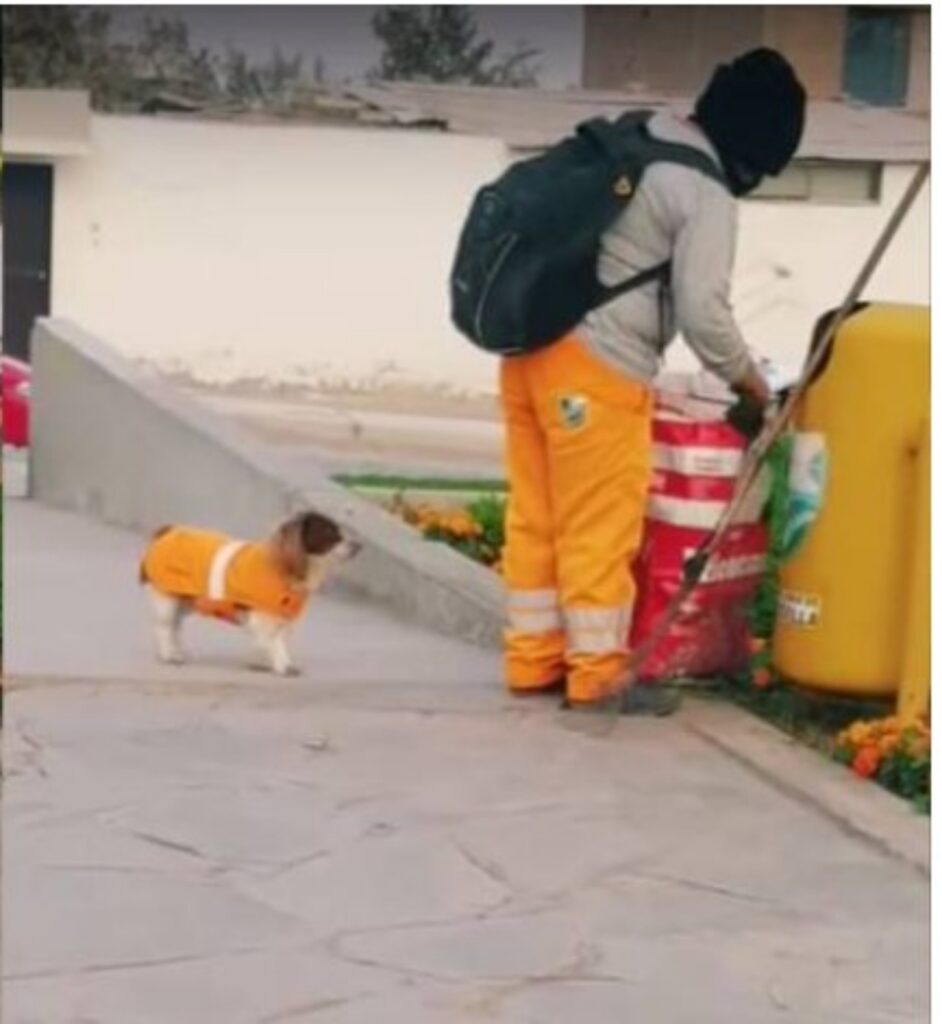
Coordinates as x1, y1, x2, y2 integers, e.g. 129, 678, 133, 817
30, 319, 503, 648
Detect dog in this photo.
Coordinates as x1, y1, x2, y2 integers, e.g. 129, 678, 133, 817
139, 510, 360, 676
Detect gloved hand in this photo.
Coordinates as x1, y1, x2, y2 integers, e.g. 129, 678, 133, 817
727, 362, 774, 441
725, 394, 767, 441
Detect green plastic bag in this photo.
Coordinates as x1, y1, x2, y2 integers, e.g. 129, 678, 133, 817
781, 432, 828, 561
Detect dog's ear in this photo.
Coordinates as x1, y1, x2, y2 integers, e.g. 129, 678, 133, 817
271, 514, 310, 581
298, 512, 342, 555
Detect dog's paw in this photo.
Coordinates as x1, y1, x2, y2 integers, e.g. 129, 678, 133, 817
275, 664, 301, 678
158, 651, 186, 666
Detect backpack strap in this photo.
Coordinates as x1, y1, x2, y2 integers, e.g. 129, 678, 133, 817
636, 134, 729, 189
594, 260, 670, 306
585, 112, 728, 309
582, 111, 729, 190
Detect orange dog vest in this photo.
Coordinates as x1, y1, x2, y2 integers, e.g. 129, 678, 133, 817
142, 527, 308, 623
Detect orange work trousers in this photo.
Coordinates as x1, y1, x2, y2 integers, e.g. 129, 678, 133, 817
500, 333, 653, 704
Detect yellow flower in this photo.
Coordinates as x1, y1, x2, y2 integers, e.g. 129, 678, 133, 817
847, 722, 871, 747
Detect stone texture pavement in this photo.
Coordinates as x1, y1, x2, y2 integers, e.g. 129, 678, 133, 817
3, 502, 930, 1023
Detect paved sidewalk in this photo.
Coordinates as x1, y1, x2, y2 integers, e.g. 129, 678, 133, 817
4, 501, 930, 1024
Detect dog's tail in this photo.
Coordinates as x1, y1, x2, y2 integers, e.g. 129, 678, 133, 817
139, 525, 174, 584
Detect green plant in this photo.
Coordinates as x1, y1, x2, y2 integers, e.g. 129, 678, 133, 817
391, 493, 506, 569
336, 473, 507, 494
748, 435, 792, 640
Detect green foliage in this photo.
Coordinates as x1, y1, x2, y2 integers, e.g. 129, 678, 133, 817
2, 6, 307, 112
2, 6, 135, 108
370, 5, 539, 87
748, 435, 792, 640
336, 474, 507, 493
877, 749, 930, 805
466, 493, 506, 564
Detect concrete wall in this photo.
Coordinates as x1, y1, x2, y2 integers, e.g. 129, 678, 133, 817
30, 318, 503, 647
48, 113, 928, 395
52, 115, 507, 397
582, 5, 844, 98
762, 6, 845, 100
582, 6, 764, 94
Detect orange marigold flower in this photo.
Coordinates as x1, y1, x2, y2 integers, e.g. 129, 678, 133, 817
852, 746, 882, 779
752, 667, 773, 689
847, 722, 872, 748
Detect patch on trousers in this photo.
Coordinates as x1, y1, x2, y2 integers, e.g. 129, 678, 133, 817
557, 393, 590, 431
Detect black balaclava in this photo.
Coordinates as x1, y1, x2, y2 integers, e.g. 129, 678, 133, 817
693, 48, 806, 196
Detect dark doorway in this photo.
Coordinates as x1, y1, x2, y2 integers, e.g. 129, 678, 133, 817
3, 162, 54, 361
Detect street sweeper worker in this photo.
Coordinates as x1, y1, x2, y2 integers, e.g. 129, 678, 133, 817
501, 48, 806, 711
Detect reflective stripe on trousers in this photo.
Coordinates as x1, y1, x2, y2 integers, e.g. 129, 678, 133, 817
564, 604, 633, 655
507, 588, 563, 633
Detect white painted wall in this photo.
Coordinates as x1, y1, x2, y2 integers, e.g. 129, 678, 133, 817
51, 114, 928, 396
52, 115, 507, 396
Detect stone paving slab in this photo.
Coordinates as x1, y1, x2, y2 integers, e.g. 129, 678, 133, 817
3, 680, 929, 1024
3, 500, 929, 1023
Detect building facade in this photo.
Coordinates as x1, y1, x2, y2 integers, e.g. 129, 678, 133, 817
3, 87, 930, 398
583, 6, 930, 111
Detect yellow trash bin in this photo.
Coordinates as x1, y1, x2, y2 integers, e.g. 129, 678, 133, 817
773, 303, 930, 702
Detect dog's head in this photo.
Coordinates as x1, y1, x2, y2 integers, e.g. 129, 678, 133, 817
271, 511, 361, 584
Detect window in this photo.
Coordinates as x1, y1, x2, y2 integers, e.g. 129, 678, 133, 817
843, 8, 911, 107
748, 161, 882, 204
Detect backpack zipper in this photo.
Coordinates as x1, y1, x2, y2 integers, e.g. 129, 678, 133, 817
475, 233, 520, 345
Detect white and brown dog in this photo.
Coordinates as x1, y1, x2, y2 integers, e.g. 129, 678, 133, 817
139, 511, 359, 675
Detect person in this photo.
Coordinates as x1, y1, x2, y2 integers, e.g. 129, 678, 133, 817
500, 48, 806, 711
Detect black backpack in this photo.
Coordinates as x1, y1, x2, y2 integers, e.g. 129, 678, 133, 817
449, 110, 728, 356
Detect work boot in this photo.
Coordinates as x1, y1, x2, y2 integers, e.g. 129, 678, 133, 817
618, 683, 682, 717
561, 683, 682, 717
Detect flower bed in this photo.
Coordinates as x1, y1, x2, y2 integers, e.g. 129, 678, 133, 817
389, 492, 507, 573
834, 716, 930, 813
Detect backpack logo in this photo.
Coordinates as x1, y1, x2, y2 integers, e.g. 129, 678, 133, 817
613, 175, 634, 197
558, 394, 589, 431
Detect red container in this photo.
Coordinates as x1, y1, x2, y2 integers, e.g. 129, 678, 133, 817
2, 356, 32, 448
630, 406, 769, 680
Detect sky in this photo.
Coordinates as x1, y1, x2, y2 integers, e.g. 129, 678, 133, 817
111, 5, 586, 88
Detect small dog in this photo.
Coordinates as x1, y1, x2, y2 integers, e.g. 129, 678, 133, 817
139, 510, 360, 676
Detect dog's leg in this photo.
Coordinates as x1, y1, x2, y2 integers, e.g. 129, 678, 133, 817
150, 589, 186, 664
246, 612, 299, 676
271, 624, 299, 677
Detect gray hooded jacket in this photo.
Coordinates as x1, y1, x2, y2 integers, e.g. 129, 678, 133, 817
580, 111, 752, 387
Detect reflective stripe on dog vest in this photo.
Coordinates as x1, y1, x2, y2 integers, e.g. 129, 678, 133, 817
207, 541, 247, 601
507, 588, 563, 633
564, 604, 632, 655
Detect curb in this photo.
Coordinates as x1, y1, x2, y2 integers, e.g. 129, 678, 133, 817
682, 698, 930, 877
